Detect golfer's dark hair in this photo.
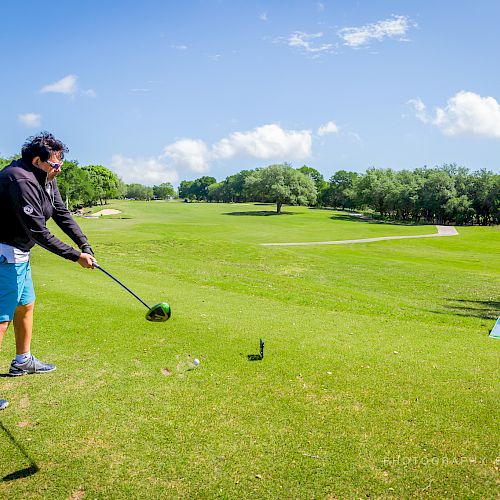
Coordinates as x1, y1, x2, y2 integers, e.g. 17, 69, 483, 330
21, 131, 69, 163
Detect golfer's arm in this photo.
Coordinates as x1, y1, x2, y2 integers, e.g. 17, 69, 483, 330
11, 181, 81, 261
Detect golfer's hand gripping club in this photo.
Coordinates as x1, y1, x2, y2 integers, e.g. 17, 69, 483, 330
78, 252, 96, 268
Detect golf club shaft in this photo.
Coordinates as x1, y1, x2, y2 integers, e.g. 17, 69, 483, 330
93, 263, 151, 309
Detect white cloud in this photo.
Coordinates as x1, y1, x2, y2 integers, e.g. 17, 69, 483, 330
82, 89, 97, 98
111, 123, 318, 183
260, 12, 268, 22
317, 121, 339, 136
285, 31, 334, 56
409, 91, 500, 138
407, 98, 429, 122
171, 44, 188, 50
110, 139, 213, 184
163, 139, 210, 173
110, 154, 179, 185
18, 113, 42, 127
213, 124, 312, 161
165, 124, 313, 170
317, 2, 325, 12
40, 75, 78, 95
338, 15, 415, 48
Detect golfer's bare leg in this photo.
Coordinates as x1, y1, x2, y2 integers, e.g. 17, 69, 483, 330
0, 321, 10, 350
13, 302, 34, 355
10, 301, 55, 375
0, 321, 10, 408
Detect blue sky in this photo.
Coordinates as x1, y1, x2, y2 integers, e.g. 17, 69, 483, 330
1, 1, 499, 185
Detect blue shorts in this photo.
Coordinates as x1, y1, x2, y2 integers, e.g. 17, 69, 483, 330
0, 256, 36, 322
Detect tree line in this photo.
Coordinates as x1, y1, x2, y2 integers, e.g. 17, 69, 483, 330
1, 154, 498, 224
180, 163, 499, 225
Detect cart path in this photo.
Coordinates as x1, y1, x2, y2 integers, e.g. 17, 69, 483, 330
260, 225, 459, 247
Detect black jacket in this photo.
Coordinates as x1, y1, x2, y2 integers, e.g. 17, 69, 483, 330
0, 159, 88, 261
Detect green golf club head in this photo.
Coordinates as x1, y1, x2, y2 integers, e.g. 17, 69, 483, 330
146, 302, 171, 322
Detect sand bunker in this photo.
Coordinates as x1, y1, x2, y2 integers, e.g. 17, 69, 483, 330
91, 209, 121, 216
83, 208, 122, 218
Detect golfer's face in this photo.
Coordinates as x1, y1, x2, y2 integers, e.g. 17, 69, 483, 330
46, 153, 64, 181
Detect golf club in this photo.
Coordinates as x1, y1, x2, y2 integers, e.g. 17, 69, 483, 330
93, 262, 171, 322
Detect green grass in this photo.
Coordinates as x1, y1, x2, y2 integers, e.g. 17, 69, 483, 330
1, 201, 498, 498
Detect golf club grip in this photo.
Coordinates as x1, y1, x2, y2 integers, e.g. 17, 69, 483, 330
93, 263, 151, 310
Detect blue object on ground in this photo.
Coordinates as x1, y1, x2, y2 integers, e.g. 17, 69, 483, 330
489, 317, 500, 339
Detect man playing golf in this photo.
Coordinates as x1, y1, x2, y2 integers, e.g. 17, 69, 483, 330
0, 132, 96, 410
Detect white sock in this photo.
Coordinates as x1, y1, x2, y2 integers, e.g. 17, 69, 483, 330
15, 352, 31, 364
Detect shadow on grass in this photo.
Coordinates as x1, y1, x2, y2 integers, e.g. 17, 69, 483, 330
442, 299, 500, 320
3, 465, 39, 481
247, 354, 263, 361
0, 422, 39, 481
224, 211, 295, 216
329, 212, 424, 226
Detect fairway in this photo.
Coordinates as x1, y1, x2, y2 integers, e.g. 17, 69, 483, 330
1, 201, 498, 498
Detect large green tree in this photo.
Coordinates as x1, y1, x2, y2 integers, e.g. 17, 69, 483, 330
297, 165, 327, 196
207, 182, 226, 202
57, 160, 95, 210
468, 169, 499, 225
178, 180, 194, 200
246, 164, 317, 214
126, 184, 154, 200
356, 168, 397, 217
417, 168, 456, 223
224, 170, 255, 202
178, 177, 217, 201
321, 170, 359, 209
153, 182, 175, 199
82, 165, 122, 205
190, 176, 217, 200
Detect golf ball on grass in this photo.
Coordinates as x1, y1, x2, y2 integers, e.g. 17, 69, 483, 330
193, 358, 200, 366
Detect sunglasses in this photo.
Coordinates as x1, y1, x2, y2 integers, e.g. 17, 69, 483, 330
47, 160, 64, 171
